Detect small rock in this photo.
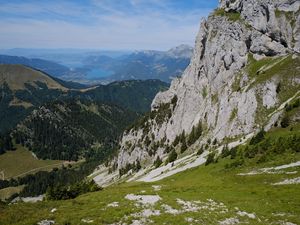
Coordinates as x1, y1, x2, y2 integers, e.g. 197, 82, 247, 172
37, 220, 55, 225
50, 208, 57, 213
81, 219, 94, 223
107, 202, 119, 207
219, 218, 240, 225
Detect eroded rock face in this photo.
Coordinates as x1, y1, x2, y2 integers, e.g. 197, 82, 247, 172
106, 0, 300, 170
219, 0, 300, 53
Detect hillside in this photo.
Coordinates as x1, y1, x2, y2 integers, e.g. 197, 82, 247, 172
0, 65, 69, 133
0, 65, 168, 133
0, 55, 71, 78
0, 127, 299, 224
0, 64, 67, 91
92, 0, 300, 186
13, 100, 139, 160
79, 80, 169, 112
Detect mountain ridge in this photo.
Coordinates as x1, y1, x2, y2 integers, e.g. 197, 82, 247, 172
0, 64, 168, 133
92, 0, 300, 186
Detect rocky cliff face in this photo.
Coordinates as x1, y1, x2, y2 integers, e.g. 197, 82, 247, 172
95, 0, 300, 181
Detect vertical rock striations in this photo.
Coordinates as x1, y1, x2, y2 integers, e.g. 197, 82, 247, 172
96, 0, 300, 180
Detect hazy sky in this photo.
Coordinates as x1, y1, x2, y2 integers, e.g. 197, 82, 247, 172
0, 0, 218, 50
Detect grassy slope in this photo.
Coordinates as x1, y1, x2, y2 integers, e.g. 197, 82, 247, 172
0, 128, 299, 225
0, 64, 67, 91
0, 145, 64, 179
0, 186, 24, 201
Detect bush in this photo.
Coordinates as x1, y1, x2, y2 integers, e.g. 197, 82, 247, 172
172, 135, 181, 147
181, 138, 188, 153
225, 158, 244, 169
221, 145, 230, 158
197, 146, 204, 155
153, 156, 162, 168
249, 129, 265, 145
205, 152, 216, 166
187, 122, 203, 146
281, 116, 290, 128
46, 180, 102, 200
212, 138, 217, 145
229, 147, 238, 159
171, 95, 178, 109
168, 150, 178, 163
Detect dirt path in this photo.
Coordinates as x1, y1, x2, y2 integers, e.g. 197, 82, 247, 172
6, 162, 66, 179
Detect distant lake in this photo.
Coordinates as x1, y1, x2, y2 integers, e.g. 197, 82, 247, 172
86, 68, 113, 79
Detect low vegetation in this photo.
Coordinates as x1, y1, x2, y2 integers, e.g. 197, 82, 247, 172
1, 126, 299, 225
0, 145, 63, 179
214, 8, 241, 22
46, 180, 101, 201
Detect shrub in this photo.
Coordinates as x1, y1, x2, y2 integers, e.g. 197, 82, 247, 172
207, 138, 211, 145
187, 122, 203, 146
212, 138, 218, 145
205, 152, 216, 166
197, 146, 204, 155
46, 180, 102, 200
249, 129, 266, 145
168, 150, 178, 163
153, 156, 163, 168
229, 147, 238, 159
171, 95, 178, 109
173, 135, 181, 147
181, 138, 188, 153
276, 82, 281, 93
221, 144, 230, 158
281, 116, 290, 128
225, 158, 244, 169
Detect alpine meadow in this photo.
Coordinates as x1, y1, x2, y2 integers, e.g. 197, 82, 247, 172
0, 0, 300, 225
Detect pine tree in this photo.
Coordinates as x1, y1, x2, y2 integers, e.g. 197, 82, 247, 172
181, 136, 188, 153
168, 149, 177, 163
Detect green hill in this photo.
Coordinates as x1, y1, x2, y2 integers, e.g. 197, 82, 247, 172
13, 100, 139, 161
0, 65, 168, 133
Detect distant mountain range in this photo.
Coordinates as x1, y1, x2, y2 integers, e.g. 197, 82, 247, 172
83, 44, 193, 83
0, 45, 193, 84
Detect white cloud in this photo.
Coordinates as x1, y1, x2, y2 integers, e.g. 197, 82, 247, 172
0, 1, 214, 49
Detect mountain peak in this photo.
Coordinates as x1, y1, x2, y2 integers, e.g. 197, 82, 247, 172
92, 0, 300, 187
167, 44, 193, 58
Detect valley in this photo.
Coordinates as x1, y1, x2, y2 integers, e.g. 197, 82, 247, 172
0, 0, 299, 224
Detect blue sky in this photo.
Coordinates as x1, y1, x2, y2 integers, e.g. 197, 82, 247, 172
0, 0, 218, 50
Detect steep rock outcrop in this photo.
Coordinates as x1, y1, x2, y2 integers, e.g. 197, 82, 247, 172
96, 0, 300, 177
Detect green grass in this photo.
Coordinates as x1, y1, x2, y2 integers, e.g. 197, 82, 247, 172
0, 145, 64, 179
247, 54, 299, 88
0, 186, 24, 201
0, 131, 299, 225
214, 9, 241, 22
229, 108, 238, 122
245, 54, 300, 126
202, 87, 208, 98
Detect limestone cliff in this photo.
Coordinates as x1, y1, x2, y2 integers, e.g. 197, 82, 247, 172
93, 0, 300, 184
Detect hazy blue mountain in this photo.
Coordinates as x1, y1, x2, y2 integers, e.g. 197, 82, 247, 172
0, 45, 192, 84
82, 45, 193, 83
